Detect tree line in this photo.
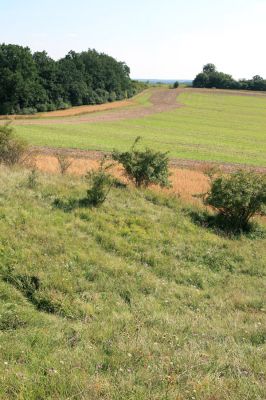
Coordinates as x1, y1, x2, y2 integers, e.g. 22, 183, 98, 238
193, 63, 266, 91
0, 44, 146, 115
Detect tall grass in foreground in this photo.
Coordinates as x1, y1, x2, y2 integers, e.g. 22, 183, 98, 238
0, 166, 265, 399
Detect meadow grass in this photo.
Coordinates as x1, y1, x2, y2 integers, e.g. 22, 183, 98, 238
14, 91, 266, 166
132, 89, 152, 107
0, 166, 265, 399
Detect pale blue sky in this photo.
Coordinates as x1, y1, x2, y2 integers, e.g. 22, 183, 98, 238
1, 0, 265, 79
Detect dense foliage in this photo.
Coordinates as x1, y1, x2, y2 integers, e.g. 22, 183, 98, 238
204, 170, 266, 231
0, 124, 27, 165
112, 137, 170, 188
173, 81, 179, 88
193, 64, 266, 91
0, 44, 144, 115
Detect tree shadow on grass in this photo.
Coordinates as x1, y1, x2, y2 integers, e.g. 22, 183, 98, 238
52, 197, 93, 212
189, 210, 266, 239
52, 179, 128, 212
3, 272, 58, 315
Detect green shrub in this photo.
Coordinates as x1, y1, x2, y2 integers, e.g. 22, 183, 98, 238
56, 100, 71, 110
0, 124, 28, 165
83, 158, 114, 207
204, 170, 266, 231
108, 91, 117, 102
112, 137, 170, 188
46, 103, 56, 112
173, 81, 179, 89
94, 89, 109, 104
20, 107, 37, 115
36, 103, 48, 112
26, 169, 39, 189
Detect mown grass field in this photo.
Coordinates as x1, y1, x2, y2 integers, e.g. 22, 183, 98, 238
14, 90, 266, 166
0, 166, 265, 399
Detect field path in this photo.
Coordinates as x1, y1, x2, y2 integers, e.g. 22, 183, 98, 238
1, 88, 182, 126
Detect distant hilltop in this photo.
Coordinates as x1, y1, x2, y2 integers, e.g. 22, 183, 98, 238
135, 79, 193, 85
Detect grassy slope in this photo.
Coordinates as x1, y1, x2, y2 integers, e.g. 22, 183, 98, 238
15, 91, 266, 166
0, 167, 265, 399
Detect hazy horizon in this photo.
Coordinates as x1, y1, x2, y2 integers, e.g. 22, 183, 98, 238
1, 0, 266, 80
133, 78, 193, 82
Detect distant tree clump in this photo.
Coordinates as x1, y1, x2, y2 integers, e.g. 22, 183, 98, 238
173, 81, 179, 89
193, 64, 266, 91
202, 63, 216, 74
0, 44, 147, 115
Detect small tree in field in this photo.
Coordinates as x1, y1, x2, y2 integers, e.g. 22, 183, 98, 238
56, 153, 72, 175
0, 124, 28, 165
204, 170, 266, 231
83, 158, 114, 207
112, 137, 170, 188
173, 81, 179, 89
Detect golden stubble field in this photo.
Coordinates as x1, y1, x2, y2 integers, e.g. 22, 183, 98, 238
33, 153, 210, 204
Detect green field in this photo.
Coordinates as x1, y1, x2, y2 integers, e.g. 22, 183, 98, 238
15, 90, 266, 166
0, 166, 265, 399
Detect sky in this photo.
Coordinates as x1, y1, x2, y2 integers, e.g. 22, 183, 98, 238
1, 0, 266, 80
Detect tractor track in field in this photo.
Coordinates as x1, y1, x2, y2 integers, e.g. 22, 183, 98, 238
0, 88, 183, 125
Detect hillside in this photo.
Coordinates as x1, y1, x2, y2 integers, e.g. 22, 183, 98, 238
0, 166, 265, 400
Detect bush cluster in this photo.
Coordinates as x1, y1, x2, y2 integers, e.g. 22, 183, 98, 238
0, 124, 27, 165
83, 159, 115, 207
204, 170, 266, 232
112, 137, 170, 188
